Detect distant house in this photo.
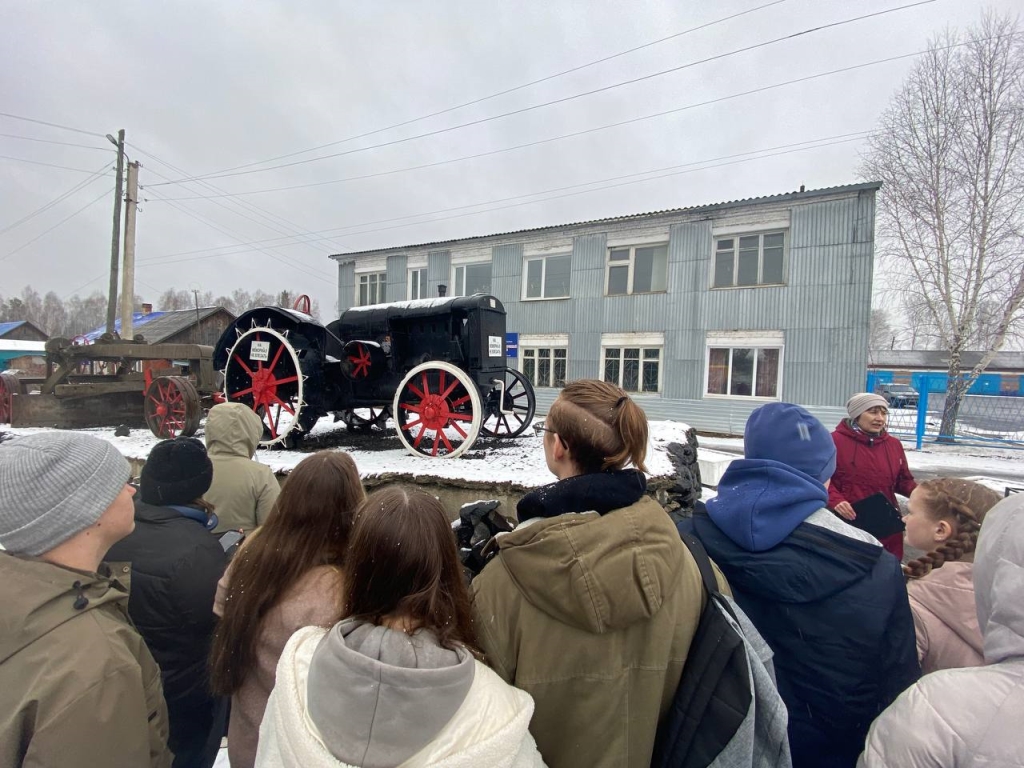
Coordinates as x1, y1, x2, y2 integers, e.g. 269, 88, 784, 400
331, 182, 879, 434
0, 320, 48, 343
83, 305, 236, 347
867, 350, 1024, 396
0, 321, 48, 374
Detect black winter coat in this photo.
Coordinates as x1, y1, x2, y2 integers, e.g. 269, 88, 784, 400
106, 500, 228, 768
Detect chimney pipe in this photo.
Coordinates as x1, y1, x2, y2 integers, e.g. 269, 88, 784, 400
142, 303, 153, 315
437, 284, 447, 297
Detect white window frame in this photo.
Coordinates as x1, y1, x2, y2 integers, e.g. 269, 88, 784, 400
356, 271, 387, 306
452, 261, 492, 297
408, 267, 428, 300
601, 332, 664, 394
711, 230, 787, 289
703, 331, 784, 400
518, 334, 569, 388
522, 253, 572, 301
604, 243, 669, 296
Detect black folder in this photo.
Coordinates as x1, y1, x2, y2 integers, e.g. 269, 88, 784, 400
847, 493, 906, 539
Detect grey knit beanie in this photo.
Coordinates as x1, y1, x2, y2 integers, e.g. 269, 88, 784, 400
846, 393, 889, 421
0, 432, 131, 556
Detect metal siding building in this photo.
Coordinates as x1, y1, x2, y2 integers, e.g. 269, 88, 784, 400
331, 183, 878, 433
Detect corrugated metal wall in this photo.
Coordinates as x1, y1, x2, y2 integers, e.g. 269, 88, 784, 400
335, 188, 875, 435
337, 261, 355, 312
386, 254, 407, 301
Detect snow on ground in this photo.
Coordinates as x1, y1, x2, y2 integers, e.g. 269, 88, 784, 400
2, 416, 696, 488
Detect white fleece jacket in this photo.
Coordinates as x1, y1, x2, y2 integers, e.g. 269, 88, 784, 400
255, 626, 547, 768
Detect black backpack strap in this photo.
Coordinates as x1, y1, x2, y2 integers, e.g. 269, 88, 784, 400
679, 532, 720, 597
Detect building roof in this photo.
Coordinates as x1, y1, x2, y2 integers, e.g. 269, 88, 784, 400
868, 349, 1024, 372
330, 181, 882, 259
82, 307, 233, 344
0, 320, 48, 339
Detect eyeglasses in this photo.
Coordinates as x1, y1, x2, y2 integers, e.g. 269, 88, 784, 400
532, 421, 556, 437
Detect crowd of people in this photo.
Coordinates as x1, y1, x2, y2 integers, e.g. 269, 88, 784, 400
0, 388, 1021, 768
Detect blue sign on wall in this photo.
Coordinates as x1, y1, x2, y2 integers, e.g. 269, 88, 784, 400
506, 332, 518, 359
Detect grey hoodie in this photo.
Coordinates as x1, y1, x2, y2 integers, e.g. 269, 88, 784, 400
306, 619, 475, 768
204, 403, 279, 533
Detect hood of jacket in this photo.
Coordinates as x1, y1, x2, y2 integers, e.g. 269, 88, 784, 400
834, 418, 893, 447
496, 494, 684, 634
689, 507, 884, 604
306, 618, 475, 768
205, 402, 263, 458
0, 554, 130, 664
705, 458, 830, 552
973, 493, 1024, 664
907, 561, 984, 656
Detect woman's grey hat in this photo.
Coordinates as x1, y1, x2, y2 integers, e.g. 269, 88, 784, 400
0, 432, 131, 556
846, 393, 889, 421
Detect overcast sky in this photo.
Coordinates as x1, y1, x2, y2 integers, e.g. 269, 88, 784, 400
1, 0, 1017, 316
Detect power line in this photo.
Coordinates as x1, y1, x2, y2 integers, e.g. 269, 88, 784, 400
0, 112, 106, 139
0, 186, 113, 263
0, 162, 114, 237
0, 132, 112, 151
197, 0, 794, 176
139, 132, 871, 268
141, 131, 873, 262
0, 154, 113, 173
149, 0, 934, 187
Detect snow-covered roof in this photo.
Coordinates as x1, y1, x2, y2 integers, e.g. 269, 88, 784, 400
0, 340, 46, 353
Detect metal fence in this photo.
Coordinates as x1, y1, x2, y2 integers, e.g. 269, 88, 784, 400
885, 391, 1024, 450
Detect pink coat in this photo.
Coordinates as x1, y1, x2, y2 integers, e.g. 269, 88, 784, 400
906, 561, 984, 674
213, 564, 343, 768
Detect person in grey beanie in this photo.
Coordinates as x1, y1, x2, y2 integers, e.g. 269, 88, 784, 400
0, 431, 172, 768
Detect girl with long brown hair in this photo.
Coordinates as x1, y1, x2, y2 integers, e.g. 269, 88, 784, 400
255, 486, 545, 768
471, 379, 710, 768
209, 450, 364, 768
902, 477, 1001, 673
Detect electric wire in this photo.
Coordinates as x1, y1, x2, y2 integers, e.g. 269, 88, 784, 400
0, 186, 114, 263
196, 0, 794, 176
0, 154, 113, 173
0, 132, 113, 151
0, 112, 107, 139
148, 0, 934, 187
0, 162, 114, 237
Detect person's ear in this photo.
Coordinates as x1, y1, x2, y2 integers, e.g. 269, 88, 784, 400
934, 518, 954, 544
551, 435, 569, 463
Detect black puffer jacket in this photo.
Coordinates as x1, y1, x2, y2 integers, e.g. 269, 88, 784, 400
106, 500, 228, 768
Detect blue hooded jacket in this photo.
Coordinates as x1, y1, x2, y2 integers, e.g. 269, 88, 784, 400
678, 458, 919, 768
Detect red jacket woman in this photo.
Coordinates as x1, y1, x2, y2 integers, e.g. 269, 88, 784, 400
829, 393, 917, 560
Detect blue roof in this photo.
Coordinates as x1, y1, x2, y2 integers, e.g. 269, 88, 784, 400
0, 321, 27, 336
82, 311, 168, 343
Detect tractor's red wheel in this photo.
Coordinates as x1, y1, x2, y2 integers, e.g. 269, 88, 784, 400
0, 371, 20, 424
224, 326, 318, 447
144, 376, 201, 439
393, 361, 482, 458
480, 368, 536, 438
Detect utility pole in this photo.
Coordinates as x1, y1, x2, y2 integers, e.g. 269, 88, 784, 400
120, 161, 140, 340
105, 129, 125, 335
192, 289, 201, 345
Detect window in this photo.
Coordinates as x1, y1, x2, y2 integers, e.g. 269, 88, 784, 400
454, 262, 492, 296
713, 232, 785, 288
522, 347, 568, 388
603, 347, 661, 393
706, 346, 781, 398
358, 272, 386, 306
408, 268, 428, 300
524, 253, 571, 299
606, 244, 668, 296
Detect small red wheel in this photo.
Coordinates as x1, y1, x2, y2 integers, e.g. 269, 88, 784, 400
144, 376, 201, 439
392, 361, 482, 458
0, 371, 20, 424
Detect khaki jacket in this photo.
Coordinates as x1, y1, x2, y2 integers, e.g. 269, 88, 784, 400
0, 554, 172, 768
205, 403, 280, 533
471, 496, 713, 768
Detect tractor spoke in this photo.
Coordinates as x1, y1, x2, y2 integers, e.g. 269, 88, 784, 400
402, 417, 423, 429
271, 395, 296, 416
451, 420, 467, 438
232, 354, 255, 377
440, 378, 460, 399
438, 431, 454, 454
231, 386, 254, 398
432, 431, 441, 456
501, 414, 511, 434
270, 375, 298, 387
450, 393, 472, 408
413, 426, 426, 449
399, 402, 424, 414
407, 383, 425, 400
449, 412, 474, 422
268, 343, 285, 371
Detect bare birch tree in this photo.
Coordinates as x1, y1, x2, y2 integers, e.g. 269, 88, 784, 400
862, 12, 1024, 440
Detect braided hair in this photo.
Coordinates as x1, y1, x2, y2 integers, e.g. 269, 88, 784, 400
903, 478, 1001, 580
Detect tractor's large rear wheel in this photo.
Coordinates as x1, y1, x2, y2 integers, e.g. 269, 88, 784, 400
144, 376, 201, 439
393, 362, 482, 458
223, 326, 321, 447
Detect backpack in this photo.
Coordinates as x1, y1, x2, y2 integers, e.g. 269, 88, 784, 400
652, 533, 792, 768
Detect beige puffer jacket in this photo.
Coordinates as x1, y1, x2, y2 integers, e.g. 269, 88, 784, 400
907, 560, 984, 674
859, 493, 1024, 768
204, 403, 280, 533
